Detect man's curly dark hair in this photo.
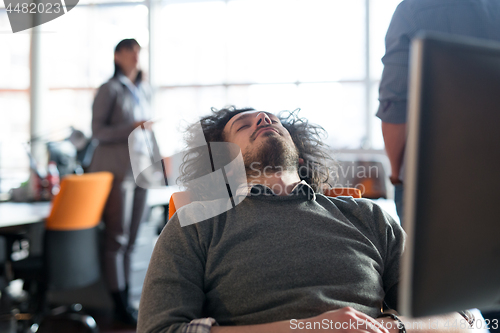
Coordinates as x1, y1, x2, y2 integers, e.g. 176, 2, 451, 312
178, 106, 337, 194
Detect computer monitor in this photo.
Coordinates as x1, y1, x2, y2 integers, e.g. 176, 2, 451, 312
400, 33, 500, 317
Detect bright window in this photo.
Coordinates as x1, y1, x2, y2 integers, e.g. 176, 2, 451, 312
155, 0, 392, 152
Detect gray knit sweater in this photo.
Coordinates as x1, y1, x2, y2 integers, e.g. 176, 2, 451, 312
138, 186, 405, 333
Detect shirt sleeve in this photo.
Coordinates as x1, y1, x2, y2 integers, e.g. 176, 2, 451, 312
137, 214, 209, 333
182, 318, 218, 333
92, 82, 136, 143
377, 1, 417, 124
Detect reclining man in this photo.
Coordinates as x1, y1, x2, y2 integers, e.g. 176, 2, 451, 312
138, 107, 473, 333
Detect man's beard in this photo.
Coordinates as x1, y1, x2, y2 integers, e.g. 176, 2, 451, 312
243, 133, 299, 177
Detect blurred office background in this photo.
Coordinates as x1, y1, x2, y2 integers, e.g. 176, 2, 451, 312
0, 0, 402, 196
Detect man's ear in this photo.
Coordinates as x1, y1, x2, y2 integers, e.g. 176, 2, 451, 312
298, 158, 304, 165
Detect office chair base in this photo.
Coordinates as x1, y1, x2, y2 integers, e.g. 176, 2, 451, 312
37, 305, 99, 333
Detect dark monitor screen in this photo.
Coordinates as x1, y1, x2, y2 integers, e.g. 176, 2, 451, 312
400, 33, 500, 317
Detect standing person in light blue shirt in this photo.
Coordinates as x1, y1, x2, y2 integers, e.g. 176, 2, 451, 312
377, 0, 500, 225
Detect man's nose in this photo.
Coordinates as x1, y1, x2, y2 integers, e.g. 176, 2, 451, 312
256, 112, 272, 126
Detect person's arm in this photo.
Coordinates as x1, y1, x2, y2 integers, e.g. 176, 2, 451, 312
381, 122, 406, 183
211, 307, 390, 333
209, 310, 471, 333
92, 82, 140, 143
137, 213, 209, 333
377, 2, 414, 181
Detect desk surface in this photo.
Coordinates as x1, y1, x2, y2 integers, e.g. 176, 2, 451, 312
0, 202, 51, 229
0, 187, 177, 230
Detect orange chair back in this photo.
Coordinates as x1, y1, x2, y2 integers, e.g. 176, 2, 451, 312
168, 191, 192, 221
46, 172, 113, 231
168, 187, 361, 220
323, 187, 362, 199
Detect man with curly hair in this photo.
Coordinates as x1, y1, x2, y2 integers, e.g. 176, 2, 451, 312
177, 107, 335, 198
138, 107, 472, 333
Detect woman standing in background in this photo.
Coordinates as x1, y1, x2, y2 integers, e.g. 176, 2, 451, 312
89, 38, 150, 326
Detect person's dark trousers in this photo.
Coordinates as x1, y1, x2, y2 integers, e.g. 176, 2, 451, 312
394, 183, 404, 228
102, 179, 147, 292
103, 178, 146, 326
111, 285, 137, 325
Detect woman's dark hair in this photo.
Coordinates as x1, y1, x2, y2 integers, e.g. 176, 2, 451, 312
113, 38, 142, 83
179, 106, 337, 194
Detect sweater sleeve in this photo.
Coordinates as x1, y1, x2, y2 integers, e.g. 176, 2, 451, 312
345, 198, 406, 311
92, 82, 136, 143
373, 203, 405, 311
137, 214, 208, 333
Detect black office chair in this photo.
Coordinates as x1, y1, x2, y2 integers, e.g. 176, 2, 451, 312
0, 236, 17, 333
0, 236, 7, 291
12, 172, 113, 333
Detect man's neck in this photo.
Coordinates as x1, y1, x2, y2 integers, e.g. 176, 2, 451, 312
247, 169, 301, 196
